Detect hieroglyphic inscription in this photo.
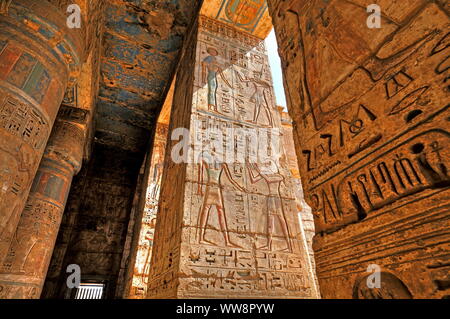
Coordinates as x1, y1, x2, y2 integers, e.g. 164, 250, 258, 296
269, 0, 450, 230
268, 0, 450, 299
183, 245, 311, 294
0, 95, 49, 150
169, 16, 318, 298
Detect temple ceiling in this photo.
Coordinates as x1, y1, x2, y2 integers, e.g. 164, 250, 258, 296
95, 0, 203, 153
94, 0, 271, 153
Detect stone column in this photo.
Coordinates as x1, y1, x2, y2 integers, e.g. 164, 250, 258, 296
0, 0, 85, 262
278, 108, 320, 292
267, 0, 449, 298
0, 108, 86, 298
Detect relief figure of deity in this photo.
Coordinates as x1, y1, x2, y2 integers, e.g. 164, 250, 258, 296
201, 48, 233, 113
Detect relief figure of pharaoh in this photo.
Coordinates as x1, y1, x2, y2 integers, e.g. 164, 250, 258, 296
246, 159, 292, 252
197, 151, 246, 248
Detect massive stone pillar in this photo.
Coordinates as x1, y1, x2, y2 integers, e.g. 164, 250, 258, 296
278, 108, 319, 291
267, 0, 449, 298
0, 0, 84, 262
147, 16, 319, 298
0, 106, 86, 298
120, 80, 174, 299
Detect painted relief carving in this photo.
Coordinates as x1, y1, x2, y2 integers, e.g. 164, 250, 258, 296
57, 105, 89, 125
3, 199, 64, 276
0, 94, 50, 151
147, 16, 318, 299
338, 130, 449, 218
61, 86, 78, 109
197, 152, 246, 248
270, 0, 450, 228
0, 114, 85, 298
246, 161, 292, 251
235, 70, 274, 127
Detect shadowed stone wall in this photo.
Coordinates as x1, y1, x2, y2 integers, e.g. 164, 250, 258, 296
42, 144, 143, 299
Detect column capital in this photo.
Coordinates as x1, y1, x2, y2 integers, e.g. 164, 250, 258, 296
4, 0, 86, 87
44, 114, 88, 175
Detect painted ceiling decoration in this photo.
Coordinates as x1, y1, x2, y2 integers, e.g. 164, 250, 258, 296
95, 0, 203, 153
200, 0, 272, 39
95, 0, 271, 154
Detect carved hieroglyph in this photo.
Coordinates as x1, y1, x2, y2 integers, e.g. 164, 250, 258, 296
0, 0, 85, 264
147, 16, 319, 298
267, 0, 449, 298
